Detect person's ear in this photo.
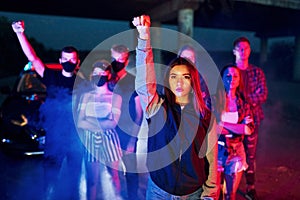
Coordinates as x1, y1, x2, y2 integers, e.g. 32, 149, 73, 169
59, 58, 62, 64
111, 49, 117, 60
232, 49, 236, 55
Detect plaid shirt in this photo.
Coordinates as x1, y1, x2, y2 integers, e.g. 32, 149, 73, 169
240, 64, 268, 125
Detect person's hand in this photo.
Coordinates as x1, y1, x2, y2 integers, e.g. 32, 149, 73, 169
242, 115, 253, 125
12, 20, 25, 33
216, 121, 229, 135
132, 15, 151, 40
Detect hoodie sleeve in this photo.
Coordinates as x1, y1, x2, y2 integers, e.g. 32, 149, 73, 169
135, 37, 163, 118
201, 118, 219, 199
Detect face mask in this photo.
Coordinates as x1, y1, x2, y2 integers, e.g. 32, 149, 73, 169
111, 60, 125, 73
91, 75, 108, 87
61, 61, 77, 72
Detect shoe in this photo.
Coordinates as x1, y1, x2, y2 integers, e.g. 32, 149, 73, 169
245, 189, 259, 200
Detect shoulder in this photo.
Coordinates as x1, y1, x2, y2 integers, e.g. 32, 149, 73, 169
124, 73, 135, 82
43, 68, 60, 77
74, 74, 89, 86
112, 92, 122, 102
115, 74, 136, 94
81, 91, 94, 101
249, 64, 266, 75
237, 93, 251, 111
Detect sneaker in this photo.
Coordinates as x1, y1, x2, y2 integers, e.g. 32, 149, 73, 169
245, 189, 259, 200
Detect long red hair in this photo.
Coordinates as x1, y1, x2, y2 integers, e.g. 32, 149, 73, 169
163, 57, 209, 118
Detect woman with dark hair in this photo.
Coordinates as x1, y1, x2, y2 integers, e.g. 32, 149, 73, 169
133, 15, 218, 199
162, 57, 208, 116
177, 44, 196, 64
77, 60, 123, 200
214, 64, 254, 200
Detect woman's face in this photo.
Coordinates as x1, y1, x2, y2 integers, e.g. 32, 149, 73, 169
169, 65, 192, 100
223, 67, 240, 91
179, 49, 196, 64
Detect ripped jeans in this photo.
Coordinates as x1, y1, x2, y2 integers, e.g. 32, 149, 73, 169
243, 126, 259, 185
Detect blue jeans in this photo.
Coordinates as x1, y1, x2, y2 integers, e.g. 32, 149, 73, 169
146, 177, 203, 200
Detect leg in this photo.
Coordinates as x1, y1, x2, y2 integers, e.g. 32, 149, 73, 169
224, 171, 243, 200
224, 173, 233, 200
106, 160, 124, 197
217, 171, 225, 200
119, 137, 139, 200
103, 161, 125, 199
85, 161, 102, 200
122, 154, 139, 200
217, 142, 228, 200
43, 136, 65, 200
243, 127, 258, 193
65, 143, 84, 200
43, 154, 64, 200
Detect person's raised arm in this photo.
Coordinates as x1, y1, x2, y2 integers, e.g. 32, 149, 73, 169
133, 15, 162, 118
12, 21, 45, 77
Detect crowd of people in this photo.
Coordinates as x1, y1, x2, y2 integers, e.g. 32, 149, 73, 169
11, 14, 267, 200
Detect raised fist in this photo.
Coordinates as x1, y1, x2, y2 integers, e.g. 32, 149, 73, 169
132, 15, 151, 40
12, 20, 25, 33
132, 15, 151, 27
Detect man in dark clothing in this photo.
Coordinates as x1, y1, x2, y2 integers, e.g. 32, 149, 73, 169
12, 20, 85, 200
109, 44, 143, 199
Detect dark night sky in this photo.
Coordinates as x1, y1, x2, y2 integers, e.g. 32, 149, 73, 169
0, 11, 276, 52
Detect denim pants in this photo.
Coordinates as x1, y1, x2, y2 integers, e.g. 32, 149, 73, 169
146, 177, 204, 200
243, 126, 259, 185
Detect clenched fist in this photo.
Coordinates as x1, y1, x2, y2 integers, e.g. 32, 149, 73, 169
12, 20, 25, 33
132, 15, 151, 40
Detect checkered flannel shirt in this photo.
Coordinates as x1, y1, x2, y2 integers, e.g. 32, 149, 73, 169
240, 64, 268, 125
